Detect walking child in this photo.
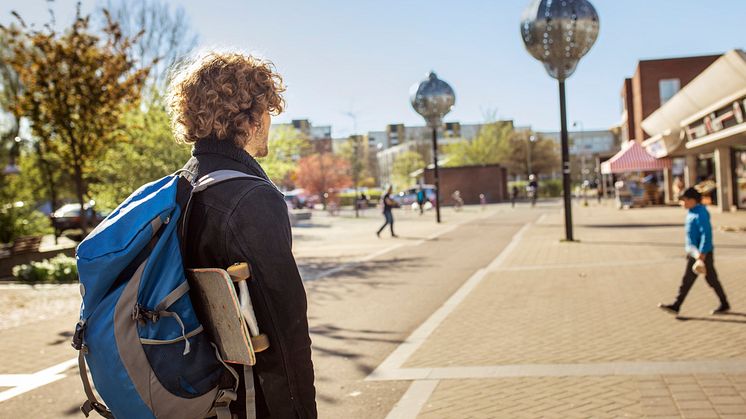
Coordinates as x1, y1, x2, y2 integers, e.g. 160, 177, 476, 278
659, 187, 730, 316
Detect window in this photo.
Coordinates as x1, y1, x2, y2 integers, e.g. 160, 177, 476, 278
659, 78, 680, 105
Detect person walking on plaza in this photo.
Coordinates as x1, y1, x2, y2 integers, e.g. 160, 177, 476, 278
377, 185, 398, 238
659, 187, 730, 316
527, 174, 539, 207
173, 51, 317, 418
416, 186, 426, 215
452, 190, 464, 211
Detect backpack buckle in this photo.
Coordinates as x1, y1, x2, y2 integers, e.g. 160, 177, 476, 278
132, 304, 159, 323
71, 320, 86, 351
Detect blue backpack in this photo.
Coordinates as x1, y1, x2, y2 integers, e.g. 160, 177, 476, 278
73, 170, 264, 419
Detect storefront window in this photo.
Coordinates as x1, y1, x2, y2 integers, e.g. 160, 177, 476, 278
735, 149, 746, 209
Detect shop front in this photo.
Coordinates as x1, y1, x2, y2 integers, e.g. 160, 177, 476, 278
640, 49, 746, 212
732, 146, 746, 209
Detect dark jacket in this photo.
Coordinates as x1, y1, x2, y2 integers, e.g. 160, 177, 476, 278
182, 138, 317, 418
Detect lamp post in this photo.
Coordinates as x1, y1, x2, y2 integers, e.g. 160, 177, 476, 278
410, 71, 455, 223
521, 0, 599, 242
527, 134, 537, 177
573, 121, 590, 206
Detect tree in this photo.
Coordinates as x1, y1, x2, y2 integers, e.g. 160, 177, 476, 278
2, 6, 150, 230
391, 151, 425, 189
257, 125, 310, 189
89, 99, 191, 210
0, 34, 21, 164
103, 0, 199, 94
504, 131, 560, 178
339, 135, 366, 216
294, 153, 351, 204
444, 121, 513, 167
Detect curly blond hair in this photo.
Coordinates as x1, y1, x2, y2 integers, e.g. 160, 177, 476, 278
167, 51, 285, 147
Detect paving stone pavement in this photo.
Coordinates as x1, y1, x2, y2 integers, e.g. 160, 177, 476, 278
385, 204, 746, 418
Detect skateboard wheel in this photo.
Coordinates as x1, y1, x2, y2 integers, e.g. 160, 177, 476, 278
228, 263, 251, 282
251, 334, 270, 353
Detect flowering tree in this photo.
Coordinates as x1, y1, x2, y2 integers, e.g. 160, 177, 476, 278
294, 153, 351, 206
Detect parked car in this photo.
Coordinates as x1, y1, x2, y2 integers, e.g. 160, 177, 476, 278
50, 203, 105, 236
283, 189, 308, 210
393, 185, 437, 207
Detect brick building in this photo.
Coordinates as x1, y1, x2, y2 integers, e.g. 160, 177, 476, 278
619, 54, 720, 143
423, 164, 508, 205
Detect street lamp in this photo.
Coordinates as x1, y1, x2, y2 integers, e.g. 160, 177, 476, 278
521, 0, 599, 241
527, 134, 537, 177
410, 71, 455, 223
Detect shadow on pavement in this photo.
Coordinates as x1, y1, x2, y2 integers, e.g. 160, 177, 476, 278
581, 223, 682, 228
309, 324, 403, 405
49, 330, 73, 346
676, 315, 746, 324
310, 324, 403, 345
583, 240, 746, 250
300, 256, 426, 283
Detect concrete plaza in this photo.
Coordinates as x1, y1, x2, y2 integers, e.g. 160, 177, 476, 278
1, 200, 745, 418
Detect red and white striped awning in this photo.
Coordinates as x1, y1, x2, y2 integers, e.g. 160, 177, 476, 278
601, 140, 672, 174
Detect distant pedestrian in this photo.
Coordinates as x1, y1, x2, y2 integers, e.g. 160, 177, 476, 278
416, 186, 426, 215
452, 190, 464, 211
527, 174, 539, 207
511, 185, 519, 207
377, 185, 398, 238
479, 193, 487, 210
659, 187, 730, 316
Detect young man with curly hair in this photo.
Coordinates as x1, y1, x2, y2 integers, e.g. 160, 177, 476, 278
168, 51, 316, 418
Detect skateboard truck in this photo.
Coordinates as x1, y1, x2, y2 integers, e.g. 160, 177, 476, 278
227, 263, 270, 353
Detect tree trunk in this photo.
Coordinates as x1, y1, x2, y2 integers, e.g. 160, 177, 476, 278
73, 164, 89, 234
35, 142, 59, 244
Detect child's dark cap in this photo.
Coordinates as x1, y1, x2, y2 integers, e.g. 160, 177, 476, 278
678, 187, 702, 202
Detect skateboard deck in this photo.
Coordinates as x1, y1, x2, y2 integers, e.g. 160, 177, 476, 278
186, 268, 256, 365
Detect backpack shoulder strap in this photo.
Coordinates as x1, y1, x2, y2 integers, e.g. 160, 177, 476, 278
179, 170, 277, 256
192, 170, 271, 193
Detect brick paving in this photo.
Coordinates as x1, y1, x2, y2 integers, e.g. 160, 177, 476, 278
394, 204, 746, 418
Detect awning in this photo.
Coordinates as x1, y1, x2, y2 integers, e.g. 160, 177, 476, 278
601, 141, 672, 174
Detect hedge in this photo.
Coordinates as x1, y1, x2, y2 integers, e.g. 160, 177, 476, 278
12, 254, 78, 284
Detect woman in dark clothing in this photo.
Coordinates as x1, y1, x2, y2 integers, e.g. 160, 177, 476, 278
376, 185, 398, 238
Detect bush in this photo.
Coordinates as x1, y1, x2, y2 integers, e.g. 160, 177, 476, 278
12, 254, 78, 284
0, 204, 53, 244
508, 179, 563, 198
338, 190, 382, 207
540, 179, 562, 198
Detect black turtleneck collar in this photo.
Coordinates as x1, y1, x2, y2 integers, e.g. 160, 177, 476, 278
189, 137, 271, 181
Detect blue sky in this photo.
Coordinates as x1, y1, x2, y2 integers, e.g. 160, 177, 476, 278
5, 1, 746, 137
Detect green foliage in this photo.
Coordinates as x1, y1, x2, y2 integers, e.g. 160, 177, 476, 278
12, 253, 78, 284
337, 190, 382, 206
391, 151, 425, 189
258, 125, 310, 188
339, 135, 368, 188
1, 6, 150, 227
509, 179, 563, 198
444, 124, 560, 179
89, 101, 190, 210
0, 204, 52, 244
504, 131, 560, 178
540, 179, 563, 197
444, 122, 513, 167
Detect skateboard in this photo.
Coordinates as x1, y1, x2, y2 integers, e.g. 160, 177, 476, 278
187, 264, 269, 366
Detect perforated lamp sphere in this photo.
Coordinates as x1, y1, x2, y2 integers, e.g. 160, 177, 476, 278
410, 72, 455, 128
520, 0, 600, 81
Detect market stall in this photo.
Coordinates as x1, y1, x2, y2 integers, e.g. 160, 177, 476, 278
601, 141, 672, 208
